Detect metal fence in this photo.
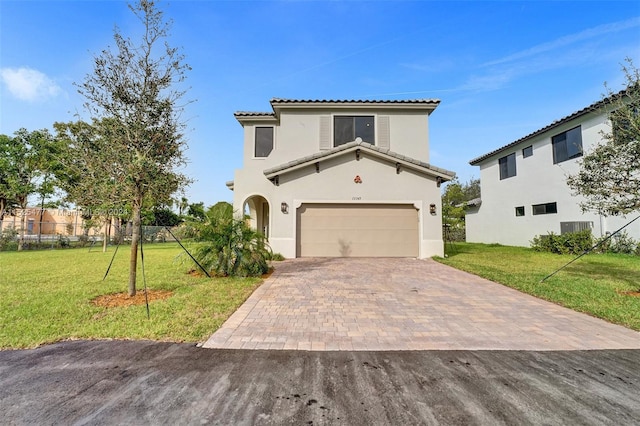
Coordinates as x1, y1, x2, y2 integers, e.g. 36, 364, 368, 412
0, 222, 179, 251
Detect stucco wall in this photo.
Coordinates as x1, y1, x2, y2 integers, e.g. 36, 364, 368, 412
467, 111, 640, 246
233, 153, 444, 258
232, 102, 448, 258
240, 109, 431, 168
386, 110, 429, 162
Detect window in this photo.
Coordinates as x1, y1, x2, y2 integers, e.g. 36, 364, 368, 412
560, 221, 593, 234
532, 202, 557, 215
515, 206, 525, 216
522, 145, 533, 158
499, 153, 516, 180
255, 127, 273, 157
334, 116, 375, 146
552, 126, 582, 164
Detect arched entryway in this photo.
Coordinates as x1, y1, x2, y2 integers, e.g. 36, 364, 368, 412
243, 195, 270, 239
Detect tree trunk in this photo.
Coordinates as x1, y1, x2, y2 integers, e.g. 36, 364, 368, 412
102, 217, 111, 253
17, 200, 27, 251
115, 219, 124, 244
38, 200, 45, 245
0, 199, 5, 232
128, 197, 142, 296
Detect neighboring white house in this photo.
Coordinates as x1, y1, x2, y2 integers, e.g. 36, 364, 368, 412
466, 95, 640, 247
227, 98, 455, 258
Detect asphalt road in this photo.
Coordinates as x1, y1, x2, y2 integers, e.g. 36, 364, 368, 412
1, 341, 639, 425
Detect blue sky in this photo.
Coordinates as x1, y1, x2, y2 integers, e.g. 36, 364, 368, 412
1, 0, 639, 208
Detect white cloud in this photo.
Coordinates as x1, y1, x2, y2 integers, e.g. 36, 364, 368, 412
456, 17, 640, 94
482, 17, 640, 68
0, 67, 62, 102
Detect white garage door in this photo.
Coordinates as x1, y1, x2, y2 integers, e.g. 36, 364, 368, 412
296, 203, 419, 257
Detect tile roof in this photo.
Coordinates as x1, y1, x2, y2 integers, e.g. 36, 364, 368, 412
469, 90, 625, 165
263, 140, 455, 180
466, 197, 482, 207
235, 98, 441, 122
270, 98, 441, 104
233, 111, 276, 117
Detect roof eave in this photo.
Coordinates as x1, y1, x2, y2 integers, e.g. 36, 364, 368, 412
270, 99, 441, 115
234, 113, 278, 125
469, 90, 626, 165
264, 142, 455, 182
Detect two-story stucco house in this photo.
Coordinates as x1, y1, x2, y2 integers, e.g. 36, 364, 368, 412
466, 94, 640, 247
227, 98, 455, 258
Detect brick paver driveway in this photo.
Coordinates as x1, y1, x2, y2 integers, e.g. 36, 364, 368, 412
203, 258, 640, 351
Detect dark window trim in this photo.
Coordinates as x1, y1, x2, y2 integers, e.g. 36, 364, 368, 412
522, 145, 533, 158
499, 152, 516, 180
532, 202, 558, 215
515, 206, 525, 217
552, 126, 583, 164
254, 126, 274, 158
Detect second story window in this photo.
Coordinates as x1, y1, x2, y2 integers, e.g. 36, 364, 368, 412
499, 153, 516, 180
255, 127, 274, 158
552, 126, 582, 164
334, 116, 375, 146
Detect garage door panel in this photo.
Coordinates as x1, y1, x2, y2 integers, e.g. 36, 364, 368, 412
297, 204, 419, 257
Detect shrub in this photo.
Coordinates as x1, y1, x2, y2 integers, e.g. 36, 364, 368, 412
530, 230, 594, 255
443, 225, 466, 242
269, 252, 285, 261
185, 202, 272, 277
57, 235, 71, 249
0, 227, 18, 251
190, 219, 271, 277
77, 234, 89, 247
608, 231, 638, 254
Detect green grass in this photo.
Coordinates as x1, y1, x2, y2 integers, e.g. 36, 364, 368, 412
0, 243, 262, 349
437, 242, 640, 331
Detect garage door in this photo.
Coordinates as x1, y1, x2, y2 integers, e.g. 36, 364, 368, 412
296, 203, 419, 257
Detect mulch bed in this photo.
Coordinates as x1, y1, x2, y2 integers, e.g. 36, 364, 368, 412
91, 290, 173, 308
92, 268, 274, 308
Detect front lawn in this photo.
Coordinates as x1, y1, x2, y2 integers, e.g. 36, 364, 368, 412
437, 242, 640, 331
0, 243, 262, 349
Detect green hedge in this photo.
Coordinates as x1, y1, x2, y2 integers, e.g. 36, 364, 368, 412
531, 229, 639, 255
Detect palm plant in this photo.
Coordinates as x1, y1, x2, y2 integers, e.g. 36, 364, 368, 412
187, 202, 271, 277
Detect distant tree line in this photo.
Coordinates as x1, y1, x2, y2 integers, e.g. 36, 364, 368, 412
441, 177, 480, 242
1, 0, 194, 296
